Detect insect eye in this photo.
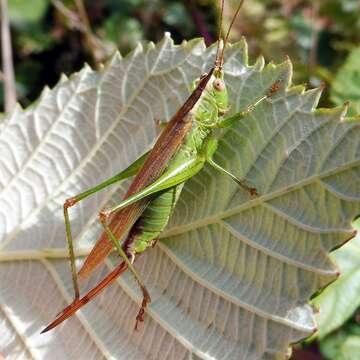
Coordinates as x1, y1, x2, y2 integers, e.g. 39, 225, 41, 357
213, 79, 225, 91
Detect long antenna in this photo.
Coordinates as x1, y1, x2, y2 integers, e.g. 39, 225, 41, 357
218, 0, 246, 69
215, 0, 225, 69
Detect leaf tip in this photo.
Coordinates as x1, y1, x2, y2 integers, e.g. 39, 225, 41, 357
254, 55, 265, 71
338, 101, 351, 122
40, 86, 50, 99
108, 51, 122, 68
14, 102, 23, 112
114, 50, 122, 59
59, 73, 68, 83
158, 32, 175, 49
161, 32, 174, 47
283, 54, 292, 68
330, 230, 357, 252
299, 87, 324, 111
83, 62, 92, 71
134, 42, 144, 55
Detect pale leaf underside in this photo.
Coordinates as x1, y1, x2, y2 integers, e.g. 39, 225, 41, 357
0, 35, 359, 360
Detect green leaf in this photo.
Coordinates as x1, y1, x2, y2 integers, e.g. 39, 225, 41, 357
331, 46, 360, 116
311, 219, 360, 339
320, 323, 360, 360
8, 0, 49, 29
0, 35, 359, 359
104, 14, 143, 53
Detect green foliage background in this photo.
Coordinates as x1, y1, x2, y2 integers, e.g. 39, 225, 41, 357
3, 0, 360, 111
1, 1, 360, 359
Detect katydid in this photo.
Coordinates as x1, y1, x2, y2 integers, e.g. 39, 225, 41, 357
41, 0, 281, 333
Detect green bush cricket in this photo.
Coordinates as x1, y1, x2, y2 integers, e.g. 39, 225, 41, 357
41, 0, 282, 333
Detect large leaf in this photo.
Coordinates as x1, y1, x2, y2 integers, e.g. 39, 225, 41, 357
0, 35, 359, 359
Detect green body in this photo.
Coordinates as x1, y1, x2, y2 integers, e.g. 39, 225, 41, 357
126, 71, 228, 255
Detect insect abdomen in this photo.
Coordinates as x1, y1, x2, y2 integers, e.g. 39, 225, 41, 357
127, 184, 184, 254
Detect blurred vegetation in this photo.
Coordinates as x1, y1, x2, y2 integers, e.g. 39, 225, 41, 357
224, 0, 360, 106
1, 0, 218, 109
2, 0, 360, 110
330, 46, 360, 116
1, 0, 360, 358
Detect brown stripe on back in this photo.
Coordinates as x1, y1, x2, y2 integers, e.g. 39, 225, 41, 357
78, 68, 214, 278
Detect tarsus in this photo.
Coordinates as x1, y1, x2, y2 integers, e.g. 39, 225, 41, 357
41, 261, 128, 333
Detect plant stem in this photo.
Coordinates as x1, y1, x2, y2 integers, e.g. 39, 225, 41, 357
73, 0, 103, 67
309, 1, 320, 76
52, 0, 106, 68
1, 0, 16, 112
